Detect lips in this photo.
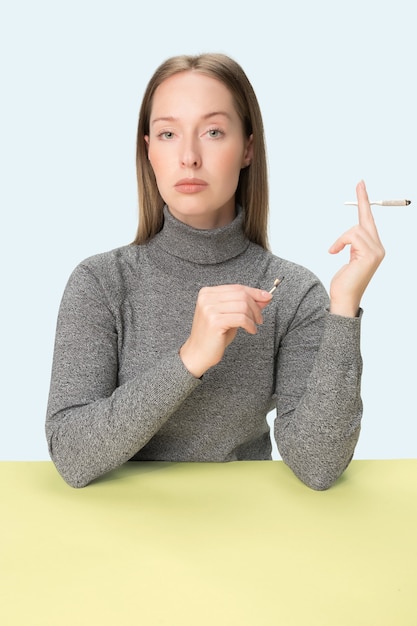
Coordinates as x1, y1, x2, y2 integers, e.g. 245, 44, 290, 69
174, 178, 208, 194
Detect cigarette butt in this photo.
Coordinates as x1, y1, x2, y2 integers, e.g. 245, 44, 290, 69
269, 278, 283, 294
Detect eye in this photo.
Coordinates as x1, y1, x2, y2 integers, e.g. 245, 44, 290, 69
207, 128, 224, 138
158, 131, 174, 140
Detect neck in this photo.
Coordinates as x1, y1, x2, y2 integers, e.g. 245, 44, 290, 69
150, 205, 249, 265
167, 201, 236, 230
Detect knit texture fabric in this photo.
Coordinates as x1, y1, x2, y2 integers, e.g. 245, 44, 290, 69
46, 207, 363, 488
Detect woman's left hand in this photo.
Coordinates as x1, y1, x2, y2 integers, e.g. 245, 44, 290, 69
328, 180, 385, 317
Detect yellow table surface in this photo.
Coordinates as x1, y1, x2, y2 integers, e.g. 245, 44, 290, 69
1, 460, 416, 626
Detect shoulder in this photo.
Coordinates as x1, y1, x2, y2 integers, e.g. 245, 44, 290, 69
63, 244, 145, 305
76, 244, 142, 274
71, 243, 149, 284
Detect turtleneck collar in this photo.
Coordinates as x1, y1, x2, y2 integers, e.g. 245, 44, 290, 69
152, 205, 250, 265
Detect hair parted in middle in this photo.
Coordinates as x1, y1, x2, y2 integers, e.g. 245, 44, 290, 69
134, 53, 269, 249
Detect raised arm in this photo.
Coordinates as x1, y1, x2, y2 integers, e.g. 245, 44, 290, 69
275, 181, 384, 490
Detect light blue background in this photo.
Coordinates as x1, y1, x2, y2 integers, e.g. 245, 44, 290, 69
1, 0, 416, 460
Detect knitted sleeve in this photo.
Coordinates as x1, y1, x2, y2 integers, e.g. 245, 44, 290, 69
45, 264, 201, 488
274, 281, 363, 490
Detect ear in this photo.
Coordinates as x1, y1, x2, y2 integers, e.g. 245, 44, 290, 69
242, 134, 254, 168
144, 135, 151, 160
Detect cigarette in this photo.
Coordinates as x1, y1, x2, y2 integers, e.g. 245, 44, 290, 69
268, 278, 283, 294
344, 199, 411, 206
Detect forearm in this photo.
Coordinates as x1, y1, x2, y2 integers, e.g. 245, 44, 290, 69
45, 263, 202, 487
46, 351, 200, 487
275, 312, 363, 490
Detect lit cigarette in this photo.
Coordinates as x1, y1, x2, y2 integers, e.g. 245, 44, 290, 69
268, 278, 283, 295
344, 199, 411, 206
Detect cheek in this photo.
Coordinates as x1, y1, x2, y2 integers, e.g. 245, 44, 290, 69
215, 146, 245, 179
147, 144, 158, 167
148, 147, 168, 181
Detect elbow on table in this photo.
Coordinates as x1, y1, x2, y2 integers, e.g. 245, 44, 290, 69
301, 472, 339, 491
58, 466, 92, 489
46, 429, 93, 489
278, 434, 357, 490
50, 452, 93, 489
285, 457, 352, 491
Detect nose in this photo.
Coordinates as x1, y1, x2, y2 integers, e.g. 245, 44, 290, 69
180, 136, 201, 168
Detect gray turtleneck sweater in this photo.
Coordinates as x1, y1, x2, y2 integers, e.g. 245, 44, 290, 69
46, 207, 363, 489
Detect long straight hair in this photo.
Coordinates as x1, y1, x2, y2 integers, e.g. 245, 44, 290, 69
133, 53, 269, 249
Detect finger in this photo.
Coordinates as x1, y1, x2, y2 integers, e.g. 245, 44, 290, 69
209, 299, 264, 325
200, 285, 272, 306
198, 287, 265, 326
328, 236, 347, 255
220, 312, 260, 335
244, 286, 273, 305
356, 180, 380, 239
329, 224, 377, 255
220, 285, 273, 302
220, 287, 272, 318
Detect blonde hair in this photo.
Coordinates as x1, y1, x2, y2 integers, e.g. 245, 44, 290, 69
134, 53, 269, 249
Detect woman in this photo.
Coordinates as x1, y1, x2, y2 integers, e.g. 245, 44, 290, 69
46, 53, 384, 489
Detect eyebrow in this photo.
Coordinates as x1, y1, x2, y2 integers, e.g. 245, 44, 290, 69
151, 111, 232, 125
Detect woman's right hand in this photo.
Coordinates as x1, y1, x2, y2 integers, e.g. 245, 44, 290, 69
179, 285, 272, 378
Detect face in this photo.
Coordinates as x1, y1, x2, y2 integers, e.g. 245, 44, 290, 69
145, 71, 253, 229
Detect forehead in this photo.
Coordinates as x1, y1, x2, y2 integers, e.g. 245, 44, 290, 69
150, 71, 237, 119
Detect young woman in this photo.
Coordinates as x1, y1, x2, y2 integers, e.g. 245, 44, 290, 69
46, 53, 384, 489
